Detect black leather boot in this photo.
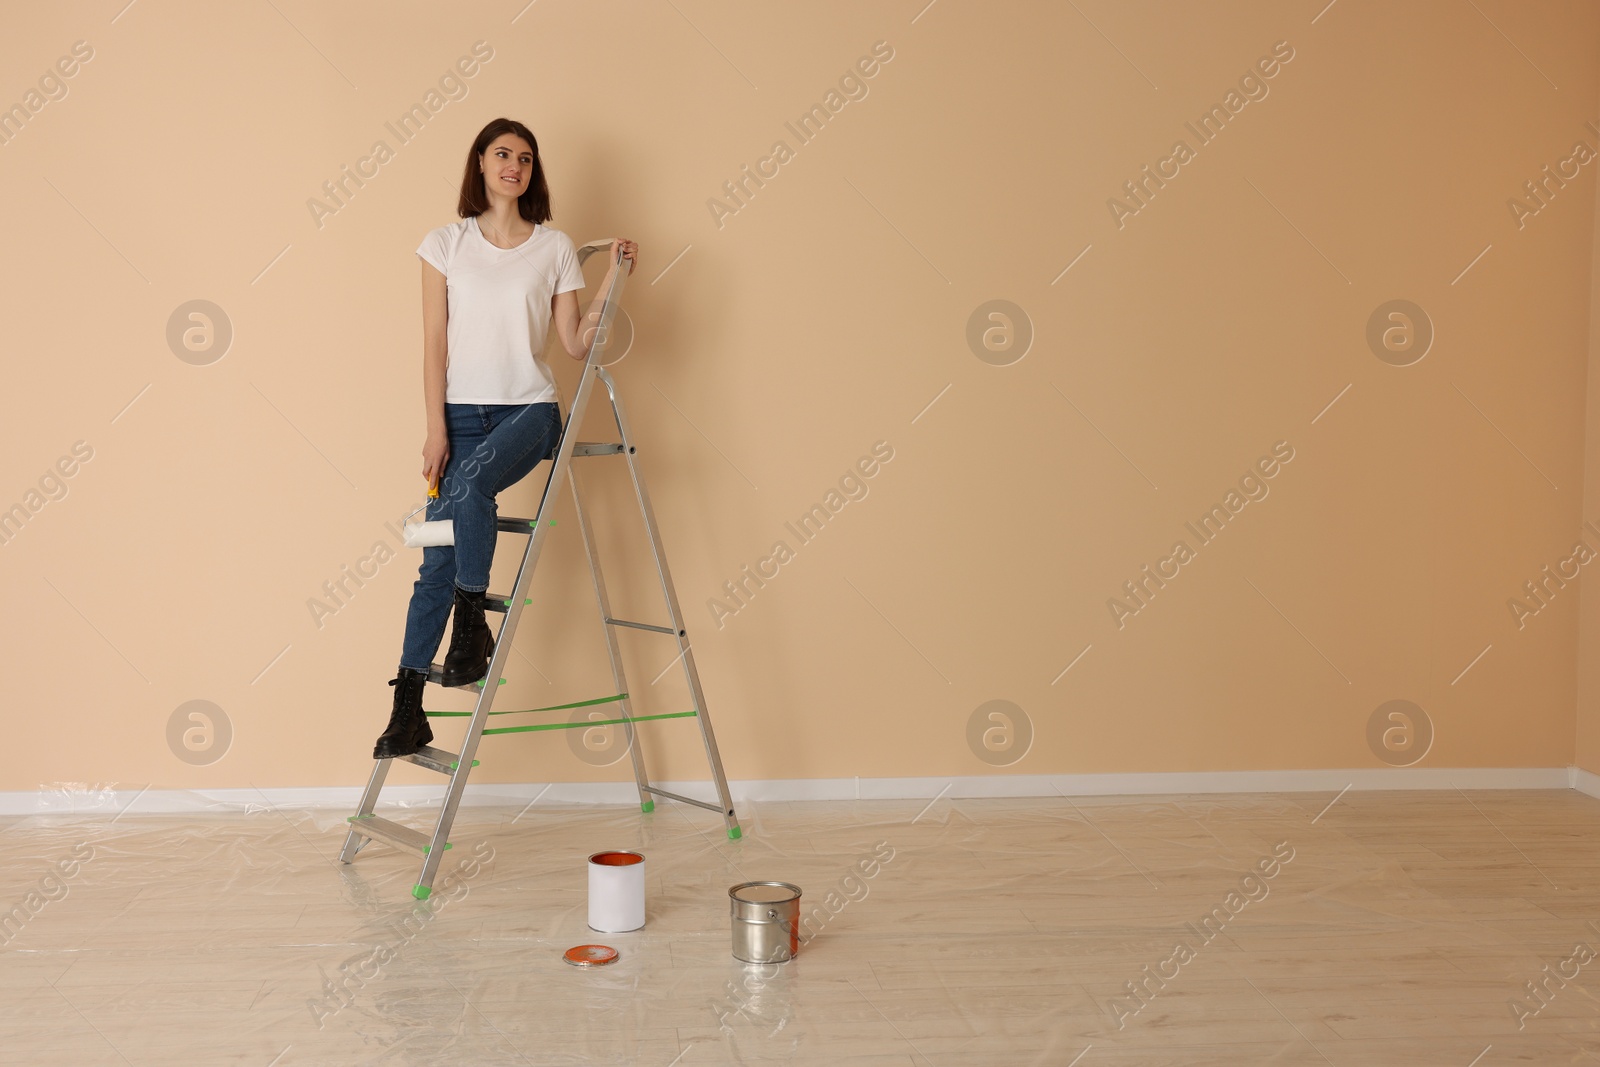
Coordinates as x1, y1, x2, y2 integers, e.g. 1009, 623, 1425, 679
439, 586, 495, 687
373, 666, 432, 759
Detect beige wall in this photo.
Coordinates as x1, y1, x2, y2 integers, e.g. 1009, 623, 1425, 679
1578, 26, 1600, 778
3, 1, 1599, 795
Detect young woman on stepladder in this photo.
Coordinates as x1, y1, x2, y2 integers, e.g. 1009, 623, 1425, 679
373, 116, 636, 759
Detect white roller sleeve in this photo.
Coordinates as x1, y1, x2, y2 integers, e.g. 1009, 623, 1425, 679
402, 519, 454, 548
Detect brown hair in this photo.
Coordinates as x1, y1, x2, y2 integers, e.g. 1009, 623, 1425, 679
456, 117, 552, 223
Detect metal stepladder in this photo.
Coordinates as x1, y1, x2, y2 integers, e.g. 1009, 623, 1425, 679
340, 239, 741, 899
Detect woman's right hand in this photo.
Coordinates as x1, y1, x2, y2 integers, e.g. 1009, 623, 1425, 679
422, 431, 450, 490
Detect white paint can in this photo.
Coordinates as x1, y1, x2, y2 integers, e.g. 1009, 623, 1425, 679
588, 850, 645, 932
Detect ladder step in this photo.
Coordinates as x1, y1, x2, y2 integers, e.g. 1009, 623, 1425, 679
400, 744, 459, 775
605, 617, 681, 635
496, 517, 537, 533
573, 442, 627, 456
484, 592, 532, 613
427, 665, 503, 691
346, 815, 435, 855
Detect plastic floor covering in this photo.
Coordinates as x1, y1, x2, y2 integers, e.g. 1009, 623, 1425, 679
3, 790, 1600, 1064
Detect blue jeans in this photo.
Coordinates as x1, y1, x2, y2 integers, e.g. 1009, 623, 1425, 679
399, 402, 562, 672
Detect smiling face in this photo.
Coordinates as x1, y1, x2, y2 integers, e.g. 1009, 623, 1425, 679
480, 133, 534, 198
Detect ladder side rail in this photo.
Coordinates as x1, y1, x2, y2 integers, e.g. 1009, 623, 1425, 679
377, 396, 575, 885
413, 248, 634, 891
438, 243, 631, 785
339, 758, 394, 861
598, 368, 740, 831
668, 646, 738, 829
412, 406, 574, 889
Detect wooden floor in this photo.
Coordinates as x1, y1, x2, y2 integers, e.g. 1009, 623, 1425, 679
3, 789, 1600, 1064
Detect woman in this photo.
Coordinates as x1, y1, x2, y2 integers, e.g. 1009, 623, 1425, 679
373, 116, 637, 760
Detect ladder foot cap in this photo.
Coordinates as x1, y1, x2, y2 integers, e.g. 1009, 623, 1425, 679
727, 826, 742, 840
640, 800, 654, 813
412, 884, 432, 900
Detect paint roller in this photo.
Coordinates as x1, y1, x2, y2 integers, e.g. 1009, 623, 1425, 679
401, 479, 454, 548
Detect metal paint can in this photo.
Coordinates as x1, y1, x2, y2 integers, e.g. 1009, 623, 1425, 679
728, 881, 802, 964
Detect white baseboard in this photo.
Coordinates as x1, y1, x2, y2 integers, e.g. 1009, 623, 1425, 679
3, 766, 1592, 816
1572, 766, 1600, 799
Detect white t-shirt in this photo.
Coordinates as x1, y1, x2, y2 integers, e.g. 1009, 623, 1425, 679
415, 217, 586, 404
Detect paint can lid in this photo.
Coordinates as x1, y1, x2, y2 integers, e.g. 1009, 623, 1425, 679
563, 944, 620, 967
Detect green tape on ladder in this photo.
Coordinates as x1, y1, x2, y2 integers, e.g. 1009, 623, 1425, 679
483, 710, 698, 736
422, 842, 451, 855
426, 693, 630, 718
413, 884, 431, 900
